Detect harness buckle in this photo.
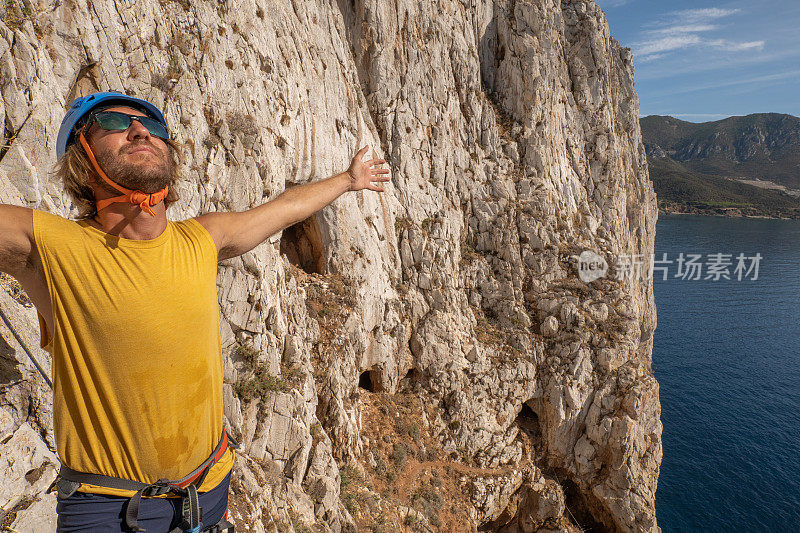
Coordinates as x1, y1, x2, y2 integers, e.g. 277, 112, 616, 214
142, 479, 175, 497
49, 477, 81, 499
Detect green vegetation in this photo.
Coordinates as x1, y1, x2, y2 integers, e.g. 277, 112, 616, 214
395, 418, 420, 439
411, 484, 444, 527
394, 217, 413, 233
157, 0, 191, 11
459, 241, 482, 266
641, 114, 800, 218
641, 114, 800, 188
340, 465, 365, 514
640, 113, 800, 188
232, 343, 301, 401
2, 0, 32, 30
390, 443, 409, 468
403, 513, 421, 526
372, 452, 389, 478
340, 464, 361, 489
287, 510, 312, 533
234, 372, 287, 401
647, 156, 800, 219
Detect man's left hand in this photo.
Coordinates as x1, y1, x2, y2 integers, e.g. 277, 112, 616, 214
347, 146, 391, 192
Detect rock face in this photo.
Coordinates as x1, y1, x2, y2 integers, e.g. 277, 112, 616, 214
1, 0, 660, 531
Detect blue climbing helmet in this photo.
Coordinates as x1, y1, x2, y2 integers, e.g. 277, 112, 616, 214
56, 91, 169, 159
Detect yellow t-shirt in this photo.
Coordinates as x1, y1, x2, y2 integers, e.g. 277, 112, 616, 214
33, 209, 233, 497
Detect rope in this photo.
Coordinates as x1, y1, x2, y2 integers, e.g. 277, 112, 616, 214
550, 469, 585, 533
0, 305, 52, 388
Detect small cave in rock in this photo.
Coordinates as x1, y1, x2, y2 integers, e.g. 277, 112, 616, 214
515, 403, 541, 438
358, 371, 374, 391
358, 368, 384, 393
399, 368, 418, 391
516, 401, 546, 463
559, 477, 612, 533
280, 215, 325, 274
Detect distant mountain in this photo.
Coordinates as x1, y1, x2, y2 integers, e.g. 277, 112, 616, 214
640, 113, 800, 218
641, 113, 800, 188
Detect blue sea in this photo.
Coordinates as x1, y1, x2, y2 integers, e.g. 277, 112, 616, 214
653, 214, 800, 532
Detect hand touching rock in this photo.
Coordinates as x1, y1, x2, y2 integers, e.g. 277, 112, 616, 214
347, 145, 391, 192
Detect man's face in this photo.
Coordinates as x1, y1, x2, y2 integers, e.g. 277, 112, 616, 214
86, 105, 173, 194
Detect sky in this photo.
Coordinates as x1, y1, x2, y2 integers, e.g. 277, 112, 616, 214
595, 0, 800, 122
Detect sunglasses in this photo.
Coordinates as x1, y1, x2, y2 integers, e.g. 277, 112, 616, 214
86, 111, 170, 140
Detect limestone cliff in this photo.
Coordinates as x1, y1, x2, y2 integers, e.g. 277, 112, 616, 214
0, 0, 660, 531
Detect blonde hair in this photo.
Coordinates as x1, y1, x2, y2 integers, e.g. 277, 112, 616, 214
54, 133, 183, 220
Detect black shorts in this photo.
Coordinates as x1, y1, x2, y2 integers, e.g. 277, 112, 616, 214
56, 469, 231, 532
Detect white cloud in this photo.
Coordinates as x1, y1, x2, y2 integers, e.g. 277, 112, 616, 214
707, 39, 765, 52
632, 7, 764, 62
637, 35, 702, 57
637, 53, 667, 64
636, 48, 800, 81
650, 24, 719, 35
668, 8, 740, 23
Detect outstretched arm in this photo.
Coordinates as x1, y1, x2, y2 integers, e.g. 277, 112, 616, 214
195, 146, 390, 261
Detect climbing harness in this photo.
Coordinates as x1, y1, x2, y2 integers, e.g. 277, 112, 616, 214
2, 299, 236, 531
49, 429, 238, 533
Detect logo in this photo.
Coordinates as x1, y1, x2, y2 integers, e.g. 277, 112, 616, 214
578, 250, 608, 282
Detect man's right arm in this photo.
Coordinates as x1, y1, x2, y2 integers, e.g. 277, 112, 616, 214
0, 204, 35, 278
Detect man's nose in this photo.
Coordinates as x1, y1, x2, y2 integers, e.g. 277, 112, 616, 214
126, 117, 151, 140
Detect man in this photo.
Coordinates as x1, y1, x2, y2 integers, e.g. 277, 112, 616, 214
0, 91, 390, 532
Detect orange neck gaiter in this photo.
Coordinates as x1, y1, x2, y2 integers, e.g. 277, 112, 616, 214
78, 130, 169, 217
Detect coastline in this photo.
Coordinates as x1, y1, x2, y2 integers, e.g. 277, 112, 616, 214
658, 204, 799, 220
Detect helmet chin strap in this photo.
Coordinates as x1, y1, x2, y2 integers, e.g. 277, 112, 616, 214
78, 130, 169, 217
